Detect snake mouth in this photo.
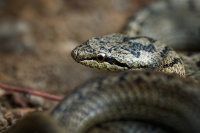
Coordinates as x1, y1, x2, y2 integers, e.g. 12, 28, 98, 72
71, 47, 96, 64
71, 48, 79, 62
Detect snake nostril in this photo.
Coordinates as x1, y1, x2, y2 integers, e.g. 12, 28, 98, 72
71, 49, 78, 60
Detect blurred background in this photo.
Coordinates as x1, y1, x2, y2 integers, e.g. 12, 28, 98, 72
0, 0, 151, 131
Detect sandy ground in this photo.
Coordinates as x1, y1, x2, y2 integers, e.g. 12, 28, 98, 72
0, 0, 151, 131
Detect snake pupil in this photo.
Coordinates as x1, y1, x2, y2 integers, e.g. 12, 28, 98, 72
96, 53, 106, 62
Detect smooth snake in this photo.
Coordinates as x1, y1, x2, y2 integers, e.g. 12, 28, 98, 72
4, 0, 200, 133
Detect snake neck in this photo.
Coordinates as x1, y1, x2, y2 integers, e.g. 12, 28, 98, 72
160, 50, 185, 76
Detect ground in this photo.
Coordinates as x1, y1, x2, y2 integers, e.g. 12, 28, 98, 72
0, 0, 151, 131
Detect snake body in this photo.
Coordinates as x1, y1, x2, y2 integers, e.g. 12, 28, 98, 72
4, 0, 200, 133
122, 0, 200, 51
52, 71, 200, 133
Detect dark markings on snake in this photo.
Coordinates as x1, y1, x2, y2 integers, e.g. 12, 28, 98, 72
83, 41, 89, 46
160, 46, 171, 58
123, 41, 156, 54
148, 63, 159, 69
119, 72, 130, 82
69, 87, 85, 101
142, 43, 156, 53
100, 46, 105, 50
85, 56, 131, 68
131, 42, 142, 50
88, 49, 96, 53
188, 0, 196, 11
137, 65, 149, 69
144, 71, 151, 76
134, 76, 143, 83
119, 75, 126, 81
99, 41, 105, 44
146, 37, 156, 43
104, 57, 131, 68
96, 77, 106, 91
121, 47, 141, 58
163, 58, 182, 68
121, 42, 157, 58
108, 46, 118, 52
146, 44, 156, 52
123, 37, 130, 42
196, 61, 200, 68
135, 63, 159, 70
86, 46, 96, 53
119, 73, 130, 82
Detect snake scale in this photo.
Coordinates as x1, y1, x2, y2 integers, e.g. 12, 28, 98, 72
4, 0, 200, 133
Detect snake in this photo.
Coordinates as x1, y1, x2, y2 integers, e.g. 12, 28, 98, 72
4, 0, 200, 133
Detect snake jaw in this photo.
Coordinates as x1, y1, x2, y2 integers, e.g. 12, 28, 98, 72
79, 59, 129, 71
71, 47, 78, 62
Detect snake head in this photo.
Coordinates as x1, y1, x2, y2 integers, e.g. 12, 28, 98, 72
71, 34, 182, 73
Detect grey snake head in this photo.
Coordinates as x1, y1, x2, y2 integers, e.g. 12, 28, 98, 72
71, 34, 185, 76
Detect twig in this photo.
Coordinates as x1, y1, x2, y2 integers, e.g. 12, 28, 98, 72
0, 82, 62, 101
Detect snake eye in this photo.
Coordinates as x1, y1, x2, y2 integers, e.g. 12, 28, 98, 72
96, 53, 106, 63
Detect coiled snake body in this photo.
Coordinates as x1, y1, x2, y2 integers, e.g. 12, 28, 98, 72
5, 0, 200, 133
52, 0, 200, 133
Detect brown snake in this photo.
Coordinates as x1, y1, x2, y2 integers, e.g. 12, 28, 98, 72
4, 0, 200, 133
